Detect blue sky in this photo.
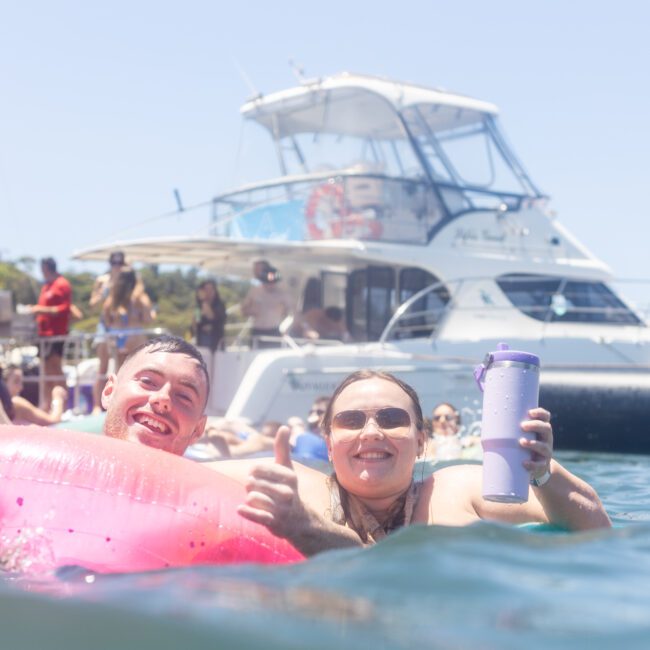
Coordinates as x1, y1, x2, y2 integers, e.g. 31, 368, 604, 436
1, 2, 648, 296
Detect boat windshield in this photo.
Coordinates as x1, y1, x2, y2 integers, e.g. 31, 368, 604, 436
246, 87, 422, 179
220, 85, 542, 245
400, 105, 540, 213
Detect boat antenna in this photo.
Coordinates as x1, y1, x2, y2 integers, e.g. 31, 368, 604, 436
288, 58, 306, 83
231, 55, 261, 99
173, 188, 184, 213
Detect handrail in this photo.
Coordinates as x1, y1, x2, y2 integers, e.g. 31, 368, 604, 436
0, 327, 168, 414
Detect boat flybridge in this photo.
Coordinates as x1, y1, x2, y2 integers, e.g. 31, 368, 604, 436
75, 72, 650, 453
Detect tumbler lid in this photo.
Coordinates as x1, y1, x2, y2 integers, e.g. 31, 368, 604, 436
489, 342, 540, 366
473, 343, 540, 393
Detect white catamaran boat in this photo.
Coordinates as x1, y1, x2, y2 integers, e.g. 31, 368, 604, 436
75, 72, 650, 453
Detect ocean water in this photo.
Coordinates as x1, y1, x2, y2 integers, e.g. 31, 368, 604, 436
3, 451, 650, 650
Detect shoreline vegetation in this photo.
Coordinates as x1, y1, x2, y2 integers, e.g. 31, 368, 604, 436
0, 260, 248, 340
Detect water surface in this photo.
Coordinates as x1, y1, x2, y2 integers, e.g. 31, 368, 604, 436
3, 451, 650, 650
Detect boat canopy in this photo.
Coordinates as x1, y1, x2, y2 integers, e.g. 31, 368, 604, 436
241, 72, 498, 139
76, 73, 546, 261
238, 72, 541, 208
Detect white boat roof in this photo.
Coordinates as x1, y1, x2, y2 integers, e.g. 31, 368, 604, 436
241, 72, 499, 139
73, 236, 387, 273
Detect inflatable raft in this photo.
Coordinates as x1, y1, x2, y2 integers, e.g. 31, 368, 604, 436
0, 425, 303, 573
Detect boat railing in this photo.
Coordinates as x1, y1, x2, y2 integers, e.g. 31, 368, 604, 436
0, 327, 168, 414
379, 275, 650, 344
221, 316, 346, 351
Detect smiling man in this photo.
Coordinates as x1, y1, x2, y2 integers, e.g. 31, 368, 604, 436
101, 335, 209, 455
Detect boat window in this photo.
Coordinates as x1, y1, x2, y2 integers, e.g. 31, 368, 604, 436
348, 267, 396, 341
400, 106, 540, 216
496, 274, 642, 325
321, 272, 347, 311
301, 277, 322, 312
394, 269, 450, 338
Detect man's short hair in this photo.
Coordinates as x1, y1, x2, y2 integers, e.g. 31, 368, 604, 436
109, 251, 126, 266
41, 257, 57, 273
123, 335, 210, 404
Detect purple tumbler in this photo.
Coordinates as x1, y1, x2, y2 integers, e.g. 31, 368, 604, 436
474, 343, 540, 503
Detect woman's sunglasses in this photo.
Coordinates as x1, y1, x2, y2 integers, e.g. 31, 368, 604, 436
433, 413, 458, 423
331, 407, 412, 441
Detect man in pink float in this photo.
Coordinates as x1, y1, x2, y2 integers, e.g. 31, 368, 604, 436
101, 336, 610, 557
101, 335, 209, 455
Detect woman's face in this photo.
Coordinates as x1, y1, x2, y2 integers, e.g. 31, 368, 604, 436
198, 283, 215, 301
431, 404, 459, 437
6, 369, 23, 397
326, 378, 424, 500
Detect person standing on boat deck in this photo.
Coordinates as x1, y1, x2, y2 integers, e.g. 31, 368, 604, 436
229, 370, 611, 556
240, 260, 293, 349
102, 267, 155, 371
191, 279, 227, 381
89, 251, 127, 415
25, 257, 71, 411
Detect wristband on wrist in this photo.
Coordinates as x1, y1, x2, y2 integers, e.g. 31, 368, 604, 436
530, 468, 551, 487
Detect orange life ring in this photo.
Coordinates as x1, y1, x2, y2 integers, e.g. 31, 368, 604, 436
305, 182, 383, 240
304, 182, 346, 239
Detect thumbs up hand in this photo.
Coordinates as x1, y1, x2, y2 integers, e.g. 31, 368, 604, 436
237, 426, 305, 540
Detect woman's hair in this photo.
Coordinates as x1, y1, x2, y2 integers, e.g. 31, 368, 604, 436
109, 267, 137, 312
0, 368, 16, 421
320, 370, 424, 436
196, 279, 221, 306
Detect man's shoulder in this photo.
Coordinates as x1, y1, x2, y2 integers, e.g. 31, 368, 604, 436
54, 275, 72, 291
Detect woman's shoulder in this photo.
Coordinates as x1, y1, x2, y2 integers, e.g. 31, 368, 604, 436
11, 395, 41, 423
418, 463, 484, 525
432, 462, 482, 481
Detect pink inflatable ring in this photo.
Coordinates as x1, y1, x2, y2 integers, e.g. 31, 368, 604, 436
0, 425, 303, 573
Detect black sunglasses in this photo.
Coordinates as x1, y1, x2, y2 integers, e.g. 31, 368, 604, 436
433, 413, 458, 423
331, 407, 412, 441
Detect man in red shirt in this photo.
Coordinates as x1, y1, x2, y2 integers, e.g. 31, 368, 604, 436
28, 257, 71, 409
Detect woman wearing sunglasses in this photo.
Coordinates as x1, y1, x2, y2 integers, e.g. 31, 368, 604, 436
233, 370, 611, 556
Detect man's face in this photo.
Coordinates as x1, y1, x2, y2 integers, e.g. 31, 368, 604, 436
41, 263, 53, 282
307, 399, 329, 434
102, 348, 208, 455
